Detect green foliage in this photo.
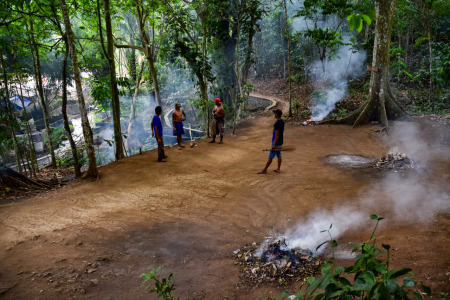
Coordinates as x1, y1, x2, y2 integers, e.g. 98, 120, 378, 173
301, 109, 311, 118
331, 108, 348, 118
189, 97, 215, 120
281, 215, 432, 300
141, 266, 178, 300
44, 127, 67, 150
291, 72, 307, 84
242, 83, 254, 96
409, 100, 449, 114
294, 101, 303, 115
91, 76, 112, 112
347, 9, 376, 32
303, 28, 342, 53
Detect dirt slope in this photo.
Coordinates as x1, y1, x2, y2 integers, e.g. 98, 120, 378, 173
0, 96, 449, 299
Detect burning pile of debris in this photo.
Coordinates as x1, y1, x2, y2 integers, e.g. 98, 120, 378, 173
233, 239, 322, 287
293, 120, 317, 126
374, 153, 422, 171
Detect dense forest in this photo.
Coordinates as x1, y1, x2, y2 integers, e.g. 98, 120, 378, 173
0, 0, 449, 179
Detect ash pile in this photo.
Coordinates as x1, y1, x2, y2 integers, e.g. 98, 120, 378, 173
234, 239, 322, 287
374, 153, 422, 171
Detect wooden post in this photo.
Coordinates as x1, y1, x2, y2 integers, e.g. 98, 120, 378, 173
188, 123, 193, 141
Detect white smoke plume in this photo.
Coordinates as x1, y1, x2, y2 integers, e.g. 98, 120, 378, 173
310, 40, 366, 121
284, 206, 367, 252
276, 122, 449, 254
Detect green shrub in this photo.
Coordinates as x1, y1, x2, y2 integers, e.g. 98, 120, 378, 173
141, 266, 178, 300
301, 109, 311, 118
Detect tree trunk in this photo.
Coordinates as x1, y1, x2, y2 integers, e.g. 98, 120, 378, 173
326, 0, 409, 127
421, 1, 434, 112
17, 75, 39, 176
29, 19, 57, 168
1, 47, 23, 174
59, 0, 98, 178
62, 35, 81, 177
242, 12, 256, 87
129, 32, 137, 93
201, 12, 210, 137
127, 60, 145, 152
99, 0, 125, 160
404, 17, 410, 70
135, 0, 162, 108
280, 13, 286, 80
233, 11, 241, 136
283, 0, 293, 117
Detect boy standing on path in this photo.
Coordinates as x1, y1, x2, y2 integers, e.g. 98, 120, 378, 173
257, 109, 285, 174
151, 106, 166, 162
209, 98, 226, 144
172, 102, 187, 149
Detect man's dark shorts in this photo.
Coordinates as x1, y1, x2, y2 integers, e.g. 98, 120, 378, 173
215, 117, 225, 135
173, 122, 185, 136
268, 144, 282, 159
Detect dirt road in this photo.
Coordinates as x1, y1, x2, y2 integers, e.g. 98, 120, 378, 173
1, 96, 449, 299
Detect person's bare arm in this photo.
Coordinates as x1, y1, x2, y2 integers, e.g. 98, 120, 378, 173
172, 112, 176, 132
151, 120, 154, 137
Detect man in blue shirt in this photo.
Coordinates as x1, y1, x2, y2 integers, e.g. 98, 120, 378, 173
257, 109, 285, 174
151, 106, 166, 162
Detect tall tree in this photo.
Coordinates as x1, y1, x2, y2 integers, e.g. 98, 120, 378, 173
328, 0, 409, 127
282, 0, 292, 117
115, 0, 164, 110
0, 47, 23, 173
126, 60, 145, 152
163, 0, 212, 135
27, 17, 57, 168
97, 0, 125, 160
49, 4, 82, 177
59, 0, 99, 178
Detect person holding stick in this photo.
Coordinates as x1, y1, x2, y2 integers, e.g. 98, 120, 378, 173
257, 109, 285, 174
151, 106, 166, 162
172, 102, 186, 149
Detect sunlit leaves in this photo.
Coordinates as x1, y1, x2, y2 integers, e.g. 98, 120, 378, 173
347, 9, 375, 32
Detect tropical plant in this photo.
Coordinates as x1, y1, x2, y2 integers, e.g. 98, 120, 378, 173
141, 266, 178, 300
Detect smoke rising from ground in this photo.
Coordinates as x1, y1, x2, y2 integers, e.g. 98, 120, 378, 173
309, 39, 366, 121
278, 122, 449, 254
289, 7, 367, 121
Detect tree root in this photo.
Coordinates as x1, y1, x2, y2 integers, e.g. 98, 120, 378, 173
320, 84, 411, 127
374, 126, 390, 135
0, 164, 52, 191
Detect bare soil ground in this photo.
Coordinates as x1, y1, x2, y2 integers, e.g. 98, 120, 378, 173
0, 92, 449, 299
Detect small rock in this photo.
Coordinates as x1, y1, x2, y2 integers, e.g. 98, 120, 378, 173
43, 272, 52, 277
90, 279, 99, 286
87, 268, 98, 274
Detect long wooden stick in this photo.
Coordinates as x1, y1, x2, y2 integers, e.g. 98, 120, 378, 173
262, 147, 294, 151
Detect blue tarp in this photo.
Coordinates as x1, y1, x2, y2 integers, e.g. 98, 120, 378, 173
1, 96, 32, 110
